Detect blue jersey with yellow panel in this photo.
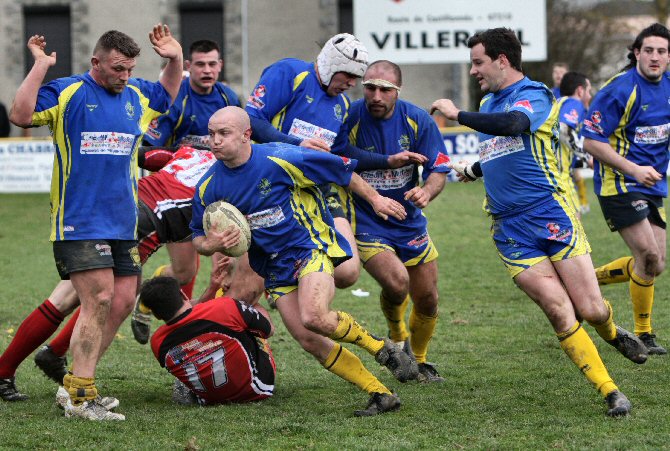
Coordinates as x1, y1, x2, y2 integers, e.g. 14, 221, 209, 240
145, 79, 240, 147
191, 143, 355, 278
245, 59, 349, 147
477, 77, 561, 217
32, 72, 170, 241
344, 98, 450, 234
557, 96, 585, 175
581, 68, 670, 197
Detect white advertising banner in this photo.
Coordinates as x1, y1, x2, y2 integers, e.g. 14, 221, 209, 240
353, 0, 547, 64
0, 139, 54, 193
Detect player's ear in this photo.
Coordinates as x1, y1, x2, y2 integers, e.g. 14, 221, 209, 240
184, 60, 192, 70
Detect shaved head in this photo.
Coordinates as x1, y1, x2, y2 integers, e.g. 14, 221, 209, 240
209, 106, 250, 131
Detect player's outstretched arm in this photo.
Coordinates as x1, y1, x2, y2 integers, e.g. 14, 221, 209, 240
584, 138, 662, 188
348, 173, 406, 221
150, 23, 183, 102
9, 35, 56, 127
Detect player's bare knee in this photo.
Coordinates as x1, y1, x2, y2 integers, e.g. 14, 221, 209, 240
334, 267, 360, 289
301, 312, 331, 336
642, 252, 661, 277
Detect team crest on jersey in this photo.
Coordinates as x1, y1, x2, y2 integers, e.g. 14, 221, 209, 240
583, 110, 604, 135
513, 100, 534, 113
125, 101, 135, 119
333, 104, 343, 121
258, 178, 272, 196
546, 222, 572, 242
190, 114, 197, 122
398, 134, 410, 151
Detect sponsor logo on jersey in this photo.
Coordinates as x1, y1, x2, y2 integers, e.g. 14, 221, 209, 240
583, 110, 604, 135
246, 206, 285, 230
246, 96, 265, 109
254, 85, 266, 98
80, 132, 135, 156
86, 104, 98, 112
360, 166, 414, 190
288, 118, 337, 146
305, 95, 314, 103
478, 136, 524, 163
339, 156, 353, 169
513, 99, 534, 113
563, 108, 579, 124
258, 178, 272, 196
634, 123, 670, 144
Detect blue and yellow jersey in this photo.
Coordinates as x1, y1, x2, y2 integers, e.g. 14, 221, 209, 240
191, 143, 356, 278
32, 72, 170, 241
145, 78, 240, 148
245, 59, 350, 147
477, 77, 561, 217
557, 97, 586, 178
344, 98, 450, 233
582, 68, 670, 197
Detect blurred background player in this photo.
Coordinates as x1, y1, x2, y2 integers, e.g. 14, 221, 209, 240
583, 23, 670, 356
5, 25, 182, 420
245, 33, 426, 289
551, 62, 569, 99
556, 71, 593, 218
431, 27, 647, 417
192, 107, 417, 416
140, 277, 276, 405
144, 39, 240, 148
343, 60, 449, 382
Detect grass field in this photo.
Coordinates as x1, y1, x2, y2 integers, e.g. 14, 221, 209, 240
1, 181, 669, 450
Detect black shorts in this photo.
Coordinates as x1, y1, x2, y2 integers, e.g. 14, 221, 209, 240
320, 183, 346, 219
597, 191, 666, 232
53, 239, 142, 279
138, 199, 192, 244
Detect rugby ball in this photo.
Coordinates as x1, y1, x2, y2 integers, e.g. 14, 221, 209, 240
203, 201, 251, 257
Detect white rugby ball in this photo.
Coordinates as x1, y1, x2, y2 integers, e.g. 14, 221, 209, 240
203, 201, 251, 257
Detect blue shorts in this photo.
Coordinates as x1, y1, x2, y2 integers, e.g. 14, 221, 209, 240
356, 227, 438, 266
265, 248, 347, 303
491, 194, 591, 278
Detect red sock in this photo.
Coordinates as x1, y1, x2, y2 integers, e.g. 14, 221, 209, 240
48, 308, 80, 357
180, 255, 200, 299
0, 300, 65, 378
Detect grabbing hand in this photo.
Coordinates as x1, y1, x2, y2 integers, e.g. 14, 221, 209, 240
387, 151, 428, 168
404, 186, 430, 208
149, 24, 181, 60
27, 35, 56, 66
300, 138, 331, 153
448, 160, 479, 183
371, 194, 407, 220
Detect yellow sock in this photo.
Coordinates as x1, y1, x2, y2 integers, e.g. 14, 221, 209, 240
63, 372, 98, 405
595, 257, 633, 285
409, 307, 438, 364
576, 176, 588, 206
587, 299, 616, 341
557, 322, 617, 397
380, 293, 409, 342
152, 264, 168, 278
630, 270, 654, 335
330, 311, 384, 356
323, 344, 391, 395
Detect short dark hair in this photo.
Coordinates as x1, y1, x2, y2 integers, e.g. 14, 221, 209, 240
367, 60, 402, 86
624, 23, 670, 71
139, 277, 184, 321
559, 71, 589, 97
93, 30, 141, 58
189, 40, 221, 58
467, 28, 522, 72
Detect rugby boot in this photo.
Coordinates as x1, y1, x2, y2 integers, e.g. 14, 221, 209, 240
0, 377, 28, 402
375, 338, 419, 383
34, 345, 67, 384
637, 332, 668, 355
605, 390, 631, 417
605, 326, 648, 364
354, 392, 401, 417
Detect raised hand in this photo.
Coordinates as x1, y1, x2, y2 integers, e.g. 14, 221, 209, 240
27, 35, 57, 66
149, 23, 181, 60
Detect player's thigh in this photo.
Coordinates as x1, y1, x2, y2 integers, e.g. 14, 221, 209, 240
514, 259, 578, 331
364, 249, 409, 294
166, 241, 199, 282
552, 253, 606, 321
297, 270, 336, 319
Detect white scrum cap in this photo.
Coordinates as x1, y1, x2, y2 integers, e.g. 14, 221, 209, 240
316, 33, 369, 87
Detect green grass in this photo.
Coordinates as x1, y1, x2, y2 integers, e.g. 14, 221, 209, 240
1, 182, 669, 450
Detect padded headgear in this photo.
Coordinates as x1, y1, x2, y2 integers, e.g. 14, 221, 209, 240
316, 33, 369, 87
